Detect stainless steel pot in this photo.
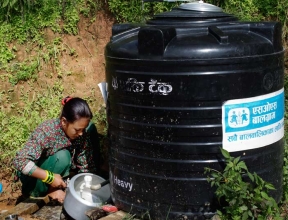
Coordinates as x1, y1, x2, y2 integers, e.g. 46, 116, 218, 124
64, 173, 111, 220
4, 215, 18, 220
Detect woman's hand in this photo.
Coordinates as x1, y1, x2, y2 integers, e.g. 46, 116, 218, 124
30, 167, 67, 189
50, 173, 67, 189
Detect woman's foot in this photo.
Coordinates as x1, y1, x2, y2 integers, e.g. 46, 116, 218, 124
47, 186, 66, 204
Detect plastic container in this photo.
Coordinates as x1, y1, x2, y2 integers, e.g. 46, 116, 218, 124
105, 1, 284, 219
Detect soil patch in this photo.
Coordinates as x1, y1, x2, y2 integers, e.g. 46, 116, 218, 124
0, 10, 114, 217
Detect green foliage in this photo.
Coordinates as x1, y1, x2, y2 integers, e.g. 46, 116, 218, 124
272, 0, 288, 41
283, 143, 288, 201
62, 2, 80, 35
107, 0, 144, 23
206, 0, 288, 43
123, 213, 137, 220
255, 0, 288, 30
0, 40, 15, 66
0, 0, 104, 85
109, 0, 287, 46
205, 148, 282, 220
80, 0, 104, 17
93, 105, 108, 135
0, 83, 63, 162
283, 74, 288, 201
123, 210, 151, 220
0, 0, 31, 22
220, 0, 263, 21
8, 60, 39, 85
107, 0, 180, 23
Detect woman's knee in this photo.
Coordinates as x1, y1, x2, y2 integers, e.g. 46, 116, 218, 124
55, 150, 71, 164
54, 150, 71, 173
39, 150, 71, 175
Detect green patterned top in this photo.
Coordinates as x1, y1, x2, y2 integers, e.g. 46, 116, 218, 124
13, 118, 97, 175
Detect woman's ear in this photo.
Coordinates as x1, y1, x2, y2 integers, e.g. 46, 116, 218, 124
61, 117, 67, 127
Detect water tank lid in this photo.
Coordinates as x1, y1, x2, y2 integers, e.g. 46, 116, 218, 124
178, 1, 223, 12
153, 9, 233, 19
151, 1, 235, 20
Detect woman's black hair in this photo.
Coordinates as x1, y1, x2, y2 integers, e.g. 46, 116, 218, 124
60, 97, 93, 122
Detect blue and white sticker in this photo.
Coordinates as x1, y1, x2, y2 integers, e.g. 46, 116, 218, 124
222, 88, 284, 152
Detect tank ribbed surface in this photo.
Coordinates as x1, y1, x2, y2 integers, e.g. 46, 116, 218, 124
105, 4, 285, 219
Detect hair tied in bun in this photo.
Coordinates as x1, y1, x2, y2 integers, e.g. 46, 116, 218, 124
61, 96, 73, 106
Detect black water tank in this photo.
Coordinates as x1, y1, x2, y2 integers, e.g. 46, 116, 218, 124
105, 2, 285, 219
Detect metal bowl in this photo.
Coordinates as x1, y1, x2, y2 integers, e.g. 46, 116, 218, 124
64, 173, 110, 220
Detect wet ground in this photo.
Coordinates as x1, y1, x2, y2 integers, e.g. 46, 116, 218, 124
0, 203, 13, 213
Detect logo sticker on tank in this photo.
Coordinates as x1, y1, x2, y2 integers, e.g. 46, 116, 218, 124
222, 88, 284, 152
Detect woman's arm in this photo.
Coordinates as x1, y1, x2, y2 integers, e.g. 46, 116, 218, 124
31, 167, 66, 188
13, 124, 48, 174
13, 120, 67, 188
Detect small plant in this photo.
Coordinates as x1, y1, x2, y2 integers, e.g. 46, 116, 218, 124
123, 213, 137, 220
93, 105, 107, 135
205, 148, 282, 220
123, 210, 151, 220
8, 60, 39, 85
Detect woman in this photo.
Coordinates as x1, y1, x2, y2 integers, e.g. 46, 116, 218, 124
13, 97, 100, 203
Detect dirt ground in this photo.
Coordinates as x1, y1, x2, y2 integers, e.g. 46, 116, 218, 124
0, 10, 114, 217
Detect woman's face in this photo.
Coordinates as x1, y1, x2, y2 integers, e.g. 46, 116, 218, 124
61, 117, 90, 140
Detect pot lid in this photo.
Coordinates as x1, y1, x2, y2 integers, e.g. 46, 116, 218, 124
146, 1, 237, 26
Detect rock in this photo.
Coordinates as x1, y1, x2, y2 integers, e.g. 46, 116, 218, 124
85, 207, 107, 220
211, 214, 221, 220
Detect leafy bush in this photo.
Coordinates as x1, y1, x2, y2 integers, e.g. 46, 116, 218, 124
108, 0, 287, 45
0, 40, 15, 66
207, 0, 288, 43
0, 83, 63, 163
107, 0, 180, 23
205, 148, 282, 220
255, 0, 288, 39
0, 0, 104, 84
282, 74, 288, 202
8, 60, 39, 85
214, 0, 263, 21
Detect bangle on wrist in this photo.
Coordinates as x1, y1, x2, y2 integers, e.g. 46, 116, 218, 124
42, 170, 49, 182
42, 170, 55, 184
